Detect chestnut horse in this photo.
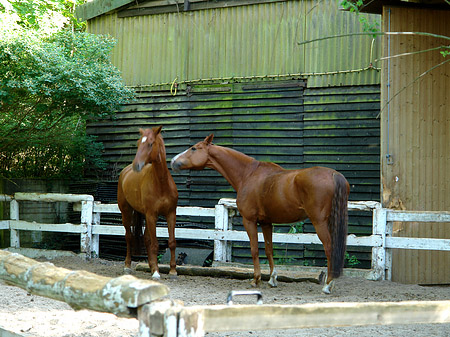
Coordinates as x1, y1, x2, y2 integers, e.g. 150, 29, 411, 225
171, 134, 349, 294
118, 126, 178, 279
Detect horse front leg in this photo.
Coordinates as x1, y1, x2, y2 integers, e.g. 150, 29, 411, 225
243, 218, 261, 287
166, 210, 177, 279
261, 222, 277, 288
144, 213, 160, 280
120, 206, 134, 274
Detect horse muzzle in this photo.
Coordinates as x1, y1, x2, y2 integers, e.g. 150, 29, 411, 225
170, 158, 183, 172
133, 161, 145, 172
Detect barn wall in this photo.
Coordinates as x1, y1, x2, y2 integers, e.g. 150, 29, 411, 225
85, 80, 380, 267
85, 0, 381, 88
381, 7, 450, 284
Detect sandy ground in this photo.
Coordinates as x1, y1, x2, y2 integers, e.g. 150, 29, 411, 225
1, 255, 449, 337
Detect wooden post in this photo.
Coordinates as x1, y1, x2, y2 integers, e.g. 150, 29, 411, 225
9, 199, 19, 248
92, 201, 101, 258
214, 204, 230, 263
80, 199, 93, 259
0, 250, 168, 317
370, 208, 387, 280
385, 215, 393, 281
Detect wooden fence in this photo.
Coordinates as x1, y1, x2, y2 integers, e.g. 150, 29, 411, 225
1, 193, 450, 281
2, 193, 450, 337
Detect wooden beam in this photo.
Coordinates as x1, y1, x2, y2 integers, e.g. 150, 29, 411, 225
14, 192, 93, 203
0, 250, 168, 317
387, 210, 450, 222
136, 263, 324, 284
9, 220, 83, 233
174, 300, 450, 334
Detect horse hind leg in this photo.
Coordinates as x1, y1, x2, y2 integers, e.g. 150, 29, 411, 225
310, 218, 336, 294
261, 223, 277, 288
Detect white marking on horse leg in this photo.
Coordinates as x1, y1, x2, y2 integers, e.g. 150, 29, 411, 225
152, 271, 161, 280
268, 269, 278, 288
322, 279, 335, 294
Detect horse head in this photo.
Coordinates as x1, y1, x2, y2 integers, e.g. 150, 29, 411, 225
171, 134, 214, 172
132, 125, 163, 172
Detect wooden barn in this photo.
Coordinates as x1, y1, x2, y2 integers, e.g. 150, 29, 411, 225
355, 1, 450, 284
75, 0, 383, 270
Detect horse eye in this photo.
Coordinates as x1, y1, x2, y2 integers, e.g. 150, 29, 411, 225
191, 147, 197, 152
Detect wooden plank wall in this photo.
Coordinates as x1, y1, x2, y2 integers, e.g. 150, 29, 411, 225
381, 7, 450, 284
84, 80, 380, 267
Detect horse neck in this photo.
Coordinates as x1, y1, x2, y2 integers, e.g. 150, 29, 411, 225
207, 145, 256, 192
151, 138, 170, 181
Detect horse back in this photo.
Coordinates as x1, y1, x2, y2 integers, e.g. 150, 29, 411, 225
237, 165, 343, 224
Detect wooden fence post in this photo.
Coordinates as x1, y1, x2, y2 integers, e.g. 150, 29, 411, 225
92, 201, 101, 258
371, 208, 387, 280
214, 204, 231, 263
80, 199, 94, 259
385, 214, 393, 281
9, 199, 19, 248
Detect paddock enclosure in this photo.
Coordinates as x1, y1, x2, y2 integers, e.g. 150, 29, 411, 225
1, 191, 450, 335
1, 251, 450, 337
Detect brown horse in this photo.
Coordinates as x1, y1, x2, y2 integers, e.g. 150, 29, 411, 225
171, 134, 349, 294
118, 126, 178, 279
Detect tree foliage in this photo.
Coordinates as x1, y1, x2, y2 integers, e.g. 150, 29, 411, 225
0, 1, 134, 178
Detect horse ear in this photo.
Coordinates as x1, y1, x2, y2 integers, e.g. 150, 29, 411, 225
153, 125, 163, 135
139, 128, 144, 135
204, 134, 214, 145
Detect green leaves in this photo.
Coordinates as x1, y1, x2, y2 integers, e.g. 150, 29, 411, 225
340, 0, 380, 36
0, 29, 134, 178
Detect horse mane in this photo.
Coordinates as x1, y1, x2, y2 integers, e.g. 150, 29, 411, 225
155, 133, 167, 160
212, 145, 284, 172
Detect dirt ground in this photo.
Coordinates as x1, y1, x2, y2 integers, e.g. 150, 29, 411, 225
1, 255, 449, 337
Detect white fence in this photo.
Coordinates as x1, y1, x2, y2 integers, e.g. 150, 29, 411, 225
1, 193, 450, 281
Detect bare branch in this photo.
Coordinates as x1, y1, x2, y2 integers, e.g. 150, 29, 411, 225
375, 45, 449, 62
298, 31, 450, 46
378, 57, 450, 118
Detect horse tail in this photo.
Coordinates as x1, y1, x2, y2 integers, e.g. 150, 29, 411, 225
131, 210, 144, 256
328, 172, 349, 279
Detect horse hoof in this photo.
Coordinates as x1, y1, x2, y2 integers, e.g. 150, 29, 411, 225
124, 267, 133, 275
152, 271, 161, 280
250, 280, 260, 288
268, 271, 278, 288
322, 280, 335, 294
169, 274, 178, 280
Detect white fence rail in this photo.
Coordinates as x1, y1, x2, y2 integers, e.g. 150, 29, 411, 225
1, 193, 450, 281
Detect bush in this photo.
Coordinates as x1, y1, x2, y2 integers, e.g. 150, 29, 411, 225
0, 29, 134, 178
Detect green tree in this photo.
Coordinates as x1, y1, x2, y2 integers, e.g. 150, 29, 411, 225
0, 1, 134, 178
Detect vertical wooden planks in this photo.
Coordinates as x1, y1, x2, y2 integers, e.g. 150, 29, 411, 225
381, 7, 450, 284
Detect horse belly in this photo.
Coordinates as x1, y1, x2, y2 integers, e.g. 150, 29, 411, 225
260, 175, 308, 224
262, 202, 308, 224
